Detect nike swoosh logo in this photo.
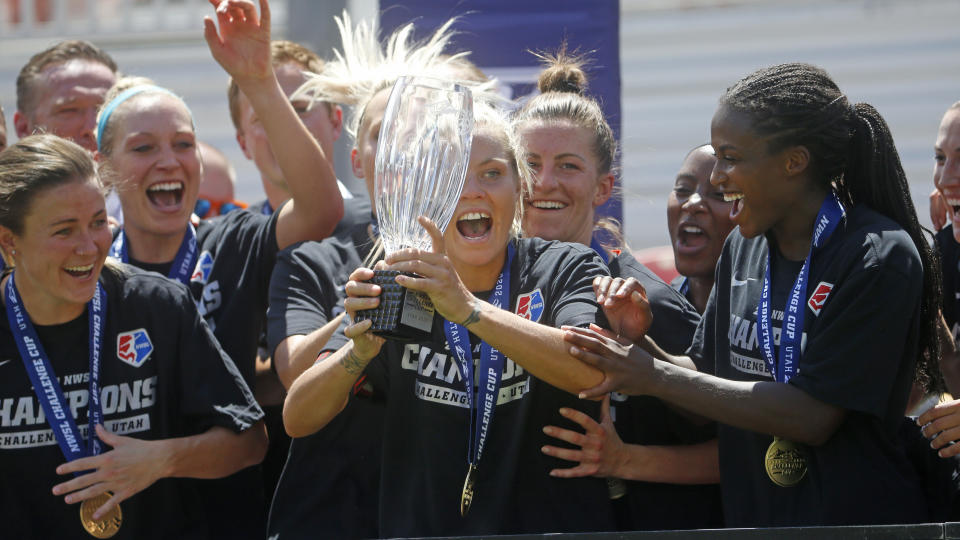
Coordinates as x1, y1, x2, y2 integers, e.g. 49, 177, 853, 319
0, 359, 11, 367
732, 278, 750, 287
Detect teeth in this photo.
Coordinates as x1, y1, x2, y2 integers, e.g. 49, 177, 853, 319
458, 211, 490, 221
681, 225, 703, 234
947, 198, 960, 206
722, 193, 743, 202
532, 200, 566, 209
65, 264, 93, 272
148, 182, 183, 192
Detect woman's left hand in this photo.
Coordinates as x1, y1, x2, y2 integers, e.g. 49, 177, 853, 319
564, 324, 656, 399
386, 216, 477, 325
203, 0, 272, 83
918, 399, 960, 458
541, 395, 625, 478
52, 424, 168, 520
593, 275, 652, 343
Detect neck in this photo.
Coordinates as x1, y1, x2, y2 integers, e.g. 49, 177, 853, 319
687, 276, 713, 315
770, 185, 829, 262
123, 224, 187, 264
454, 248, 508, 293
261, 177, 290, 211
3, 274, 86, 326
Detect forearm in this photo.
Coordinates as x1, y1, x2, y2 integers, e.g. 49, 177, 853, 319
274, 315, 345, 390
160, 423, 267, 479
463, 300, 603, 395
283, 341, 366, 438
236, 76, 343, 246
616, 439, 719, 484
649, 360, 844, 446
641, 335, 699, 371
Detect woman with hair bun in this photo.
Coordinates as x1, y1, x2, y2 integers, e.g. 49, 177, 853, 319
567, 62, 941, 526
519, 48, 721, 531
0, 134, 266, 539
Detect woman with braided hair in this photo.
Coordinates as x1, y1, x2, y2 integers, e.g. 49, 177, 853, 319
566, 62, 941, 526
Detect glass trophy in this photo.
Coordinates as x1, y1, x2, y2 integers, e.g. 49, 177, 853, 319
355, 76, 474, 341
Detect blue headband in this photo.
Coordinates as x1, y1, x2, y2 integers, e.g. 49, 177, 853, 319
96, 85, 194, 152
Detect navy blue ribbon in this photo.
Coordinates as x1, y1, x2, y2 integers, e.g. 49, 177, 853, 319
443, 242, 516, 469
589, 237, 610, 264
5, 273, 107, 464
757, 191, 845, 383
109, 225, 197, 285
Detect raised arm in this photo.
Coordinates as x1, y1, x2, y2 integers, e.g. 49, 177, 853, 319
274, 315, 344, 389
203, 0, 342, 248
52, 421, 267, 520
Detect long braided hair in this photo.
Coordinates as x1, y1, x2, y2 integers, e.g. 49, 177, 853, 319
720, 62, 943, 391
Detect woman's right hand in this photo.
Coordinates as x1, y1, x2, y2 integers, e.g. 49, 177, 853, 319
918, 398, 960, 457
203, 0, 272, 84
344, 266, 386, 362
593, 275, 652, 344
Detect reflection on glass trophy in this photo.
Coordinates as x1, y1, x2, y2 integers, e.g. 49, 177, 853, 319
355, 76, 474, 341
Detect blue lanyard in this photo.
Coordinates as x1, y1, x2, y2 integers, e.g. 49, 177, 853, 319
5, 273, 107, 462
443, 242, 515, 468
110, 225, 197, 285
589, 237, 610, 264
757, 191, 844, 383
261, 200, 273, 216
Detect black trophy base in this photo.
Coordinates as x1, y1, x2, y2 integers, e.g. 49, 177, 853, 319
355, 270, 436, 342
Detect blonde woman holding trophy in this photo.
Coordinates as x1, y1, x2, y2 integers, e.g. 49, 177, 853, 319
283, 83, 616, 535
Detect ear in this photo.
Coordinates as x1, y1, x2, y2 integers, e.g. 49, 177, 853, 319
593, 172, 615, 208
783, 145, 810, 178
0, 225, 17, 264
13, 111, 30, 138
350, 147, 365, 179
236, 131, 254, 161
330, 105, 343, 142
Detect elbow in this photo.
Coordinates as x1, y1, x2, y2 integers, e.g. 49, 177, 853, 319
242, 421, 269, 469
282, 401, 326, 439
794, 411, 845, 447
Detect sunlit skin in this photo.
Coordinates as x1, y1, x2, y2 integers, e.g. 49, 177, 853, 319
667, 146, 733, 312
0, 111, 7, 153
14, 59, 116, 153
237, 61, 342, 202
519, 120, 614, 246
934, 108, 960, 243
96, 93, 201, 263
710, 105, 822, 261
0, 178, 110, 325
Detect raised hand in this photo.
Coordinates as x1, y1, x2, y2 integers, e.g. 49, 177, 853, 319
203, 0, 272, 84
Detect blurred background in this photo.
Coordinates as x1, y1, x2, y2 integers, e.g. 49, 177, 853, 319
1, 0, 958, 252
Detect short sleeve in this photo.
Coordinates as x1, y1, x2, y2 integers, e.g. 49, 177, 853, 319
543, 246, 609, 329
266, 242, 340, 356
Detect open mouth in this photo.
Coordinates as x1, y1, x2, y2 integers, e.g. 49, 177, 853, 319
146, 181, 184, 210
723, 192, 744, 219
456, 211, 492, 239
948, 198, 960, 218
529, 200, 568, 211
677, 223, 707, 248
64, 263, 94, 279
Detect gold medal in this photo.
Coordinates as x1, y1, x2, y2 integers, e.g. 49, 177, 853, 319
79, 492, 122, 538
460, 464, 477, 516
764, 437, 807, 487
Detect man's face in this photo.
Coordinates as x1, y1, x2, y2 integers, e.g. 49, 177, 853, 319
15, 59, 116, 152
236, 62, 342, 190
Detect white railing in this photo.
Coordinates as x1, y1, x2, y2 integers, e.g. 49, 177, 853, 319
0, 0, 287, 40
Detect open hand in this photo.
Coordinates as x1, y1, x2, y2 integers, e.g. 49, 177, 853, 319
203, 0, 272, 83
593, 275, 651, 343
542, 396, 625, 478
564, 324, 655, 399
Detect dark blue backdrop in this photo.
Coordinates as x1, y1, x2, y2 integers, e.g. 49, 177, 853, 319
379, 0, 623, 228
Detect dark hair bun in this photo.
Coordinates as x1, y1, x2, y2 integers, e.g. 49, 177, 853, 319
534, 45, 590, 96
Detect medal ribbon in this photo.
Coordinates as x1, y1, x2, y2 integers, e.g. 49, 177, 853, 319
443, 242, 516, 470
109, 224, 197, 284
757, 191, 844, 383
5, 273, 107, 463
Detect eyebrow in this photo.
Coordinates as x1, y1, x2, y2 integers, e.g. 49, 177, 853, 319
49, 209, 105, 227
555, 152, 586, 161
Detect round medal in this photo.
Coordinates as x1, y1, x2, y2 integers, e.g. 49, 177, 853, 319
764, 437, 807, 487
79, 492, 122, 538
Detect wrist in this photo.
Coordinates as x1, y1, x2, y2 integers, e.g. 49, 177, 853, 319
457, 299, 482, 328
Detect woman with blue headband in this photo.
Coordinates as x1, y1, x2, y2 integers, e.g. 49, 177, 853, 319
92, 0, 343, 537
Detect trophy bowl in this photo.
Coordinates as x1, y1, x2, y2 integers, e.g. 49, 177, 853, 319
355, 76, 474, 342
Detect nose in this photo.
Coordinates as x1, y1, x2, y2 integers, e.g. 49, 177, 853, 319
76, 107, 99, 152
156, 145, 181, 169
682, 192, 706, 213
709, 161, 726, 188
75, 230, 98, 257
533, 163, 559, 192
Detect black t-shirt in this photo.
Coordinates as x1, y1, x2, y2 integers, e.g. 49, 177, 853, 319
363, 237, 615, 537
265, 222, 383, 540
937, 225, 960, 341
0, 265, 263, 539
607, 252, 722, 531
247, 186, 372, 241
688, 205, 927, 527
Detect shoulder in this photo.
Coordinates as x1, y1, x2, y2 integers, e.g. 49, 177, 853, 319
197, 208, 274, 244
517, 236, 607, 269
101, 262, 194, 309
835, 206, 921, 276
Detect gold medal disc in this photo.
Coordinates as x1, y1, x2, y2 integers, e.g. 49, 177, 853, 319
764, 437, 807, 487
460, 464, 477, 517
80, 492, 122, 538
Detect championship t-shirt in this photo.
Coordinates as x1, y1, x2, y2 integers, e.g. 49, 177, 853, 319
365, 238, 616, 537
0, 265, 263, 539
607, 252, 722, 530
265, 222, 383, 540
688, 205, 927, 526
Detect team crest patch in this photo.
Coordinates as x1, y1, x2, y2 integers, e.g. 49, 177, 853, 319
117, 329, 153, 367
191, 251, 214, 283
515, 289, 545, 322
807, 282, 834, 316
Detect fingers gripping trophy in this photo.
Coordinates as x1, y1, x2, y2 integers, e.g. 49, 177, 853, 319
355, 76, 473, 341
